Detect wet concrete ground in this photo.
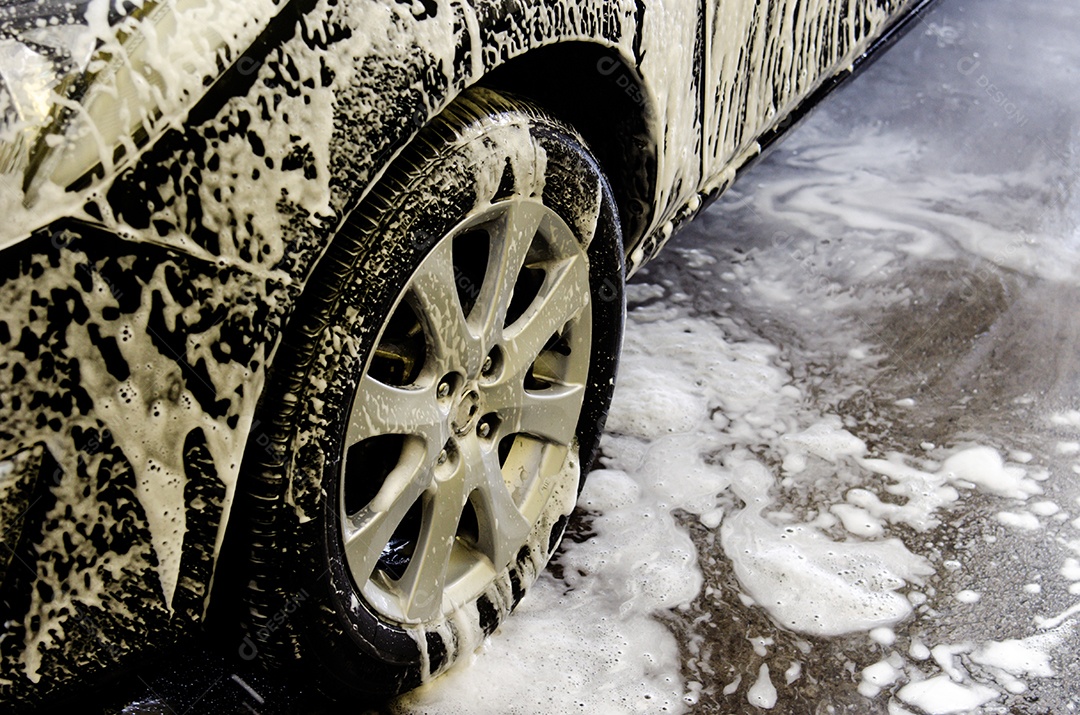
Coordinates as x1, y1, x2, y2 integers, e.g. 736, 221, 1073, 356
91, 0, 1080, 712
623, 1, 1080, 711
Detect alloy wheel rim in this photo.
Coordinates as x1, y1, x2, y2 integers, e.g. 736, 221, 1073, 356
339, 199, 593, 624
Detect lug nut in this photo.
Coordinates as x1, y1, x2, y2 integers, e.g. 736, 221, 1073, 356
481, 356, 493, 375
437, 380, 451, 398
437, 449, 448, 465
477, 422, 491, 438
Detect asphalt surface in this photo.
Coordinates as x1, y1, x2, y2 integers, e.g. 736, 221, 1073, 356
74, 0, 1080, 712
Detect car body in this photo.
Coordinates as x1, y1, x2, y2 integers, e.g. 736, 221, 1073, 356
0, 0, 928, 705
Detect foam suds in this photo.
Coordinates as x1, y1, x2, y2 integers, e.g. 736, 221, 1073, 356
896, 675, 999, 714
859, 656, 902, 698
722, 453, 935, 637
746, 663, 777, 709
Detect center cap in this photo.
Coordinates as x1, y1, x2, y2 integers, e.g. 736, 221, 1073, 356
451, 388, 481, 436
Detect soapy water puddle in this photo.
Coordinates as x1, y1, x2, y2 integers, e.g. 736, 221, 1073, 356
101, 0, 1080, 713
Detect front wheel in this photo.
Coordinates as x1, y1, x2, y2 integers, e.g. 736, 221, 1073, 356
237, 88, 625, 698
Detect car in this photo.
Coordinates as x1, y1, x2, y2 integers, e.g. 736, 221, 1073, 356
0, 0, 931, 706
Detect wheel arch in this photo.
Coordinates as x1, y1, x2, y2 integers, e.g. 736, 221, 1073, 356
477, 41, 658, 251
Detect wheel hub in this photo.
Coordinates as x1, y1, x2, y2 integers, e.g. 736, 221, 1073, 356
451, 387, 481, 436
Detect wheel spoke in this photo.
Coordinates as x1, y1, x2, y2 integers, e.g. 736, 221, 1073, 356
342, 444, 431, 585
491, 384, 584, 446
469, 441, 532, 570
409, 239, 482, 374
346, 374, 444, 449
395, 471, 468, 622
475, 201, 547, 341
500, 255, 589, 381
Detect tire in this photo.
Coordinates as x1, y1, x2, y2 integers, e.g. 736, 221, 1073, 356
236, 87, 625, 697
